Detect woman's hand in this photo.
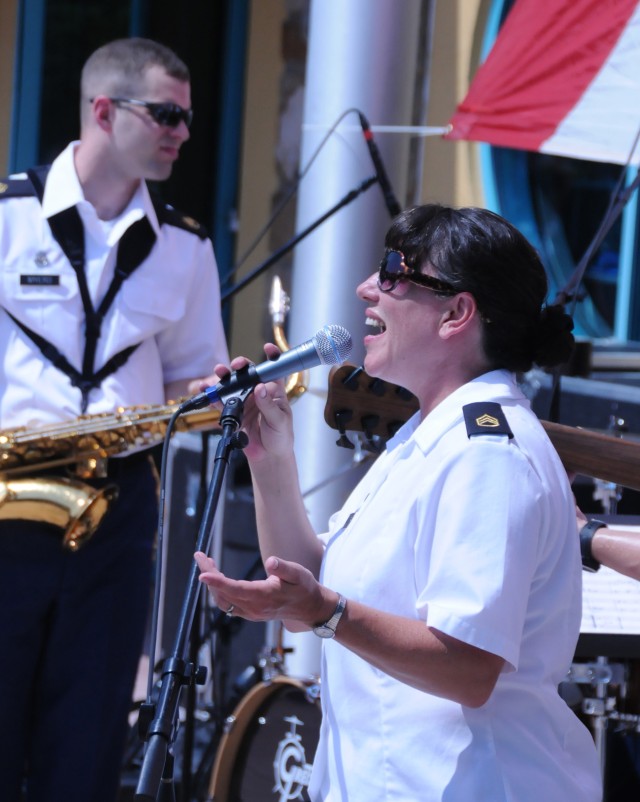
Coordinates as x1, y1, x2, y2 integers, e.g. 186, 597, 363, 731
212, 344, 295, 464
194, 551, 336, 630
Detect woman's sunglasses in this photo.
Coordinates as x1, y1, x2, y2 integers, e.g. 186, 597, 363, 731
378, 250, 458, 295
92, 97, 194, 128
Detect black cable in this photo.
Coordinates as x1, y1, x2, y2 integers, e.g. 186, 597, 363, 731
223, 107, 365, 289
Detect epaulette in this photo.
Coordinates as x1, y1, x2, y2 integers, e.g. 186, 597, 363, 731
152, 198, 209, 240
0, 176, 36, 199
1, 169, 209, 240
463, 402, 513, 439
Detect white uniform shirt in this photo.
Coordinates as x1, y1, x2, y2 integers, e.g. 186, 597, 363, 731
310, 370, 601, 802
0, 142, 228, 427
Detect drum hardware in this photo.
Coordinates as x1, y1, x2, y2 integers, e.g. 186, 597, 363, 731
592, 415, 628, 516
257, 622, 296, 682
582, 697, 640, 730
567, 660, 626, 687
569, 656, 640, 790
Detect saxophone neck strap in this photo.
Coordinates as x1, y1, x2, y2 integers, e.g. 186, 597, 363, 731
7, 165, 155, 411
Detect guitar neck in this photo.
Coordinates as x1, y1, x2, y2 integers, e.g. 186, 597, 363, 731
325, 364, 640, 492
541, 421, 640, 492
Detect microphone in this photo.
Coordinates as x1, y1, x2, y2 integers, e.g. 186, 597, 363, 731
180, 324, 353, 412
358, 111, 401, 218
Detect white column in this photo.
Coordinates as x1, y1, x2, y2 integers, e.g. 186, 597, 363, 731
282, 0, 425, 678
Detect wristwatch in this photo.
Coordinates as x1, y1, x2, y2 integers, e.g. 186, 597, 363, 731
312, 594, 346, 639
580, 519, 606, 573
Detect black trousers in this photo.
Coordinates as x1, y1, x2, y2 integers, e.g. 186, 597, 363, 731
0, 454, 157, 802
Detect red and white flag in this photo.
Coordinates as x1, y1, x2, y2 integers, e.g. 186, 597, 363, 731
446, 0, 640, 165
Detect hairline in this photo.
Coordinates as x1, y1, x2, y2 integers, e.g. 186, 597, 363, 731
80, 38, 190, 108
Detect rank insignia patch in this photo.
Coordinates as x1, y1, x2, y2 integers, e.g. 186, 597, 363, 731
463, 402, 513, 439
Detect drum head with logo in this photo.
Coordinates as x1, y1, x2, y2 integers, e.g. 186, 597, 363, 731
209, 675, 321, 802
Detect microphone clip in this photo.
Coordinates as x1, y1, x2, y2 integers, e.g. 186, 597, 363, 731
219, 389, 253, 431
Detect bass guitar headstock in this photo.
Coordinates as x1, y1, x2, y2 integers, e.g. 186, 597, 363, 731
324, 364, 640, 492
324, 364, 419, 451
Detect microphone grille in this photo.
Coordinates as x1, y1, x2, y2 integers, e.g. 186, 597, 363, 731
313, 324, 353, 365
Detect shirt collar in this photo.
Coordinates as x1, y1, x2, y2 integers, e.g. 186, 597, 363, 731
386, 369, 526, 454
40, 141, 161, 237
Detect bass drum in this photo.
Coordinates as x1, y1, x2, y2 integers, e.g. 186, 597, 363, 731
209, 674, 322, 802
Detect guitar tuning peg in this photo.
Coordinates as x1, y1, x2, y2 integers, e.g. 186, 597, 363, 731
342, 367, 363, 391
336, 433, 356, 450
361, 414, 380, 439
334, 409, 355, 449
368, 378, 386, 397
360, 414, 382, 453
361, 437, 382, 454
395, 385, 416, 402
387, 420, 404, 438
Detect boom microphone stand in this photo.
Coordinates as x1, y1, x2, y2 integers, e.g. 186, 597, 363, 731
135, 393, 250, 801
133, 171, 381, 801
221, 175, 377, 302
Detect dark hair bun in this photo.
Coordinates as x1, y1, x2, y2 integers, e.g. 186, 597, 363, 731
532, 305, 575, 368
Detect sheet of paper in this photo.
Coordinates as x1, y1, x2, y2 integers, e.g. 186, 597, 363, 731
581, 526, 640, 635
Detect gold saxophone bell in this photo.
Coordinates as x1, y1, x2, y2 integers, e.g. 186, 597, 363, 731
269, 275, 309, 401
0, 477, 119, 552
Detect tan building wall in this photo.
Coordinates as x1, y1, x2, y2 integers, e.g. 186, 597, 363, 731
231, 0, 289, 359
0, 0, 19, 174
423, 0, 487, 208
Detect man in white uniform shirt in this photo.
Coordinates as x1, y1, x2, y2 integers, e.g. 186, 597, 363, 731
196, 205, 602, 801
0, 38, 227, 802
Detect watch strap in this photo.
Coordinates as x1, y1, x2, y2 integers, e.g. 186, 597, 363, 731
580, 519, 606, 573
313, 594, 346, 637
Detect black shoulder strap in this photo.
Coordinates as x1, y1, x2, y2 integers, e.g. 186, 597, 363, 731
28, 167, 87, 279
26, 165, 51, 202
5, 310, 84, 389
4, 165, 156, 411
150, 191, 209, 240
6, 310, 140, 401
0, 176, 38, 199
463, 402, 514, 439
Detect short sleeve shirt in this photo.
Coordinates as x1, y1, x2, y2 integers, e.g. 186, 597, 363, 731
309, 370, 601, 802
0, 142, 228, 427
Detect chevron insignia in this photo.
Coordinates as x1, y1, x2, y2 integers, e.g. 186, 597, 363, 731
475, 413, 500, 427
463, 402, 514, 439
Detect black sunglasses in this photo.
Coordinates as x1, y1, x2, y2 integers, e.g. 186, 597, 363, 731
102, 97, 193, 128
378, 250, 459, 295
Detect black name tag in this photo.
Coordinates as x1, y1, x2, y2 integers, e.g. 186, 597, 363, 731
20, 274, 60, 286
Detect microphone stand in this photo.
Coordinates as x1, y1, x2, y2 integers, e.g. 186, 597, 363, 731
221, 175, 377, 302
135, 393, 250, 801
134, 173, 379, 801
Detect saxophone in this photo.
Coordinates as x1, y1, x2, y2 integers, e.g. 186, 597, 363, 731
0, 277, 307, 550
